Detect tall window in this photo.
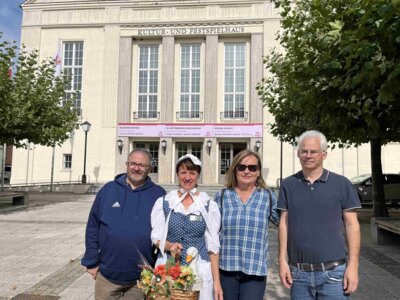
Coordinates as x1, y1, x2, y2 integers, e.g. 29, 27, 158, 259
224, 43, 245, 118
63, 42, 84, 115
138, 45, 159, 118
63, 154, 72, 170
180, 44, 200, 119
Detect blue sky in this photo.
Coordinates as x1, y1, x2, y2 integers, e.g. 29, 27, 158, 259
0, 0, 24, 46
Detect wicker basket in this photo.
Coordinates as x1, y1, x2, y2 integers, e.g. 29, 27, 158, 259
170, 289, 199, 300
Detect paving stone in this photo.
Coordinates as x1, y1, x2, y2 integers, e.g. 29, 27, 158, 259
11, 295, 59, 300
18, 257, 84, 298
0, 283, 32, 300
2, 193, 400, 299
65, 274, 92, 289
361, 245, 400, 279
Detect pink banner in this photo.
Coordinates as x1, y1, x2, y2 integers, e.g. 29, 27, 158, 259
118, 123, 262, 138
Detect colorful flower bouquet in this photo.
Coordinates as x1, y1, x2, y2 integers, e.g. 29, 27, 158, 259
138, 256, 199, 300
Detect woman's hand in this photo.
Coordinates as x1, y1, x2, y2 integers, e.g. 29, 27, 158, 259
214, 281, 224, 300
169, 242, 183, 258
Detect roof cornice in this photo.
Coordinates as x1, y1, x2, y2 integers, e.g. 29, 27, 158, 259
22, 0, 270, 9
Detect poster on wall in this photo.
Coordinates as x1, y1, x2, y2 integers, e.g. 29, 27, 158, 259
117, 123, 263, 138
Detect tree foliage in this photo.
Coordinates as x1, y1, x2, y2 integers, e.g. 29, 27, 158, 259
0, 34, 78, 148
257, 0, 400, 216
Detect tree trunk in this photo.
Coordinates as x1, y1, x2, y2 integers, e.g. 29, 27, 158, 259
370, 137, 388, 217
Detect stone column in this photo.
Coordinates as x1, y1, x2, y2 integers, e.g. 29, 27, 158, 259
115, 37, 133, 174
204, 35, 219, 123
158, 137, 173, 184
161, 36, 175, 123
202, 137, 217, 184
158, 36, 175, 184
249, 33, 264, 124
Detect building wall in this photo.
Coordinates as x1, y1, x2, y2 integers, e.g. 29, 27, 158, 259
11, 0, 400, 187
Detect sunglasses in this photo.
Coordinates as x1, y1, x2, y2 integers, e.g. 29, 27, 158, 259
236, 164, 258, 172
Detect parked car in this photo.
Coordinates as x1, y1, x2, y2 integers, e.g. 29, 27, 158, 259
350, 173, 400, 205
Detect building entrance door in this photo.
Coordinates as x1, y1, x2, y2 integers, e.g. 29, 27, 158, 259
175, 143, 203, 184
134, 142, 159, 182
219, 143, 247, 184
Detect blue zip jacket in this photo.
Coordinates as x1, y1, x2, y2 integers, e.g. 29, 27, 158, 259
81, 174, 166, 284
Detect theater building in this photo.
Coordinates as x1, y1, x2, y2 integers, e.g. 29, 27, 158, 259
11, 0, 400, 186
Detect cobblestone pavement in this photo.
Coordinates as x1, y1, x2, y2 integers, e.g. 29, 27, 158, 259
0, 193, 399, 299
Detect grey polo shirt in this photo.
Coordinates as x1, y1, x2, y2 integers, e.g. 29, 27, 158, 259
278, 169, 361, 264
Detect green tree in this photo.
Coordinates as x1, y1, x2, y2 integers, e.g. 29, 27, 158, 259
257, 0, 400, 217
0, 34, 78, 148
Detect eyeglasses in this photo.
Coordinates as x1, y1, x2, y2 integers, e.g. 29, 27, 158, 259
126, 161, 149, 169
236, 164, 258, 172
299, 149, 324, 157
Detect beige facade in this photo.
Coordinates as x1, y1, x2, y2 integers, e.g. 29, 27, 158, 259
11, 0, 400, 187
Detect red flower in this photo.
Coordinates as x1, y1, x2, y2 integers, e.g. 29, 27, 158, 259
167, 265, 182, 280
154, 265, 167, 277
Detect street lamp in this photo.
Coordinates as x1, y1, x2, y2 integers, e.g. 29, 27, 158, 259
206, 140, 212, 155
117, 139, 124, 154
161, 140, 167, 154
81, 121, 91, 183
255, 140, 261, 152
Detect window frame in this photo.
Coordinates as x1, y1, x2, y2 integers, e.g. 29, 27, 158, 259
221, 41, 249, 120
136, 44, 160, 119
63, 153, 72, 171
179, 43, 201, 119
63, 41, 84, 115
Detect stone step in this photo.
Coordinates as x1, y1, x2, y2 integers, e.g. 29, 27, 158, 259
87, 183, 225, 196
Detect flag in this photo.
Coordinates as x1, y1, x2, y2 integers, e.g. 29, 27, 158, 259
7, 66, 12, 78
54, 40, 62, 77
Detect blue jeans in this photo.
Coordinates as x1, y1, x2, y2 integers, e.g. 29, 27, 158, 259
219, 269, 266, 300
290, 263, 350, 300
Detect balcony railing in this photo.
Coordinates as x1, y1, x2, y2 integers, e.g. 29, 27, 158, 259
133, 111, 160, 120
220, 111, 248, 121
176, 111, 203, 120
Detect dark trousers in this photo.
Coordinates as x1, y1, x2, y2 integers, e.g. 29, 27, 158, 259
220, 269, 267, 300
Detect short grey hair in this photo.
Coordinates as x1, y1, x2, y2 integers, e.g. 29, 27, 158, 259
297, 130, 328, 152
127, 148, 153, 162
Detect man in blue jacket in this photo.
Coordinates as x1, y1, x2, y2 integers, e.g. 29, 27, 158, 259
82, 148, 166, 300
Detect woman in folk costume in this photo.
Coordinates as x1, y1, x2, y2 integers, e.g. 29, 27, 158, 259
151, 154, 223, 300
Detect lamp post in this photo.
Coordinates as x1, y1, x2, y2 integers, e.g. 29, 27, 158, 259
255, 140, 261, 152
81, 121, 91, 183
161, 140, 167, 154
206, 140, 212, 155
117, 139, 123, 154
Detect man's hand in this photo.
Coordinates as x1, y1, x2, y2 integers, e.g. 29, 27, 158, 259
343, 264, 359, 294
343, 210, 360, 294
87, 266, 99, 280
279, 260, 293, 289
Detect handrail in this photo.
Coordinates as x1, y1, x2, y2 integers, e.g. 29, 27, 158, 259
220, 111, 248, 121
6, 180, 82, 188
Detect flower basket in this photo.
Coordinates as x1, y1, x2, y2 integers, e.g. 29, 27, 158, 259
138, 252, 200, 300
171, 288, 199, 300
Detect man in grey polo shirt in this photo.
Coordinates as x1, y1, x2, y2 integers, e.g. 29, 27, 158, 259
278, 130, 361, 299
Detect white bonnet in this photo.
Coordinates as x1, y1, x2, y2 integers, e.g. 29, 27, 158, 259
176, 154, 202, 167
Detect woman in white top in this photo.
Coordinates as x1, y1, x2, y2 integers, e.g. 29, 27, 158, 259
151, 154, 223, 300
